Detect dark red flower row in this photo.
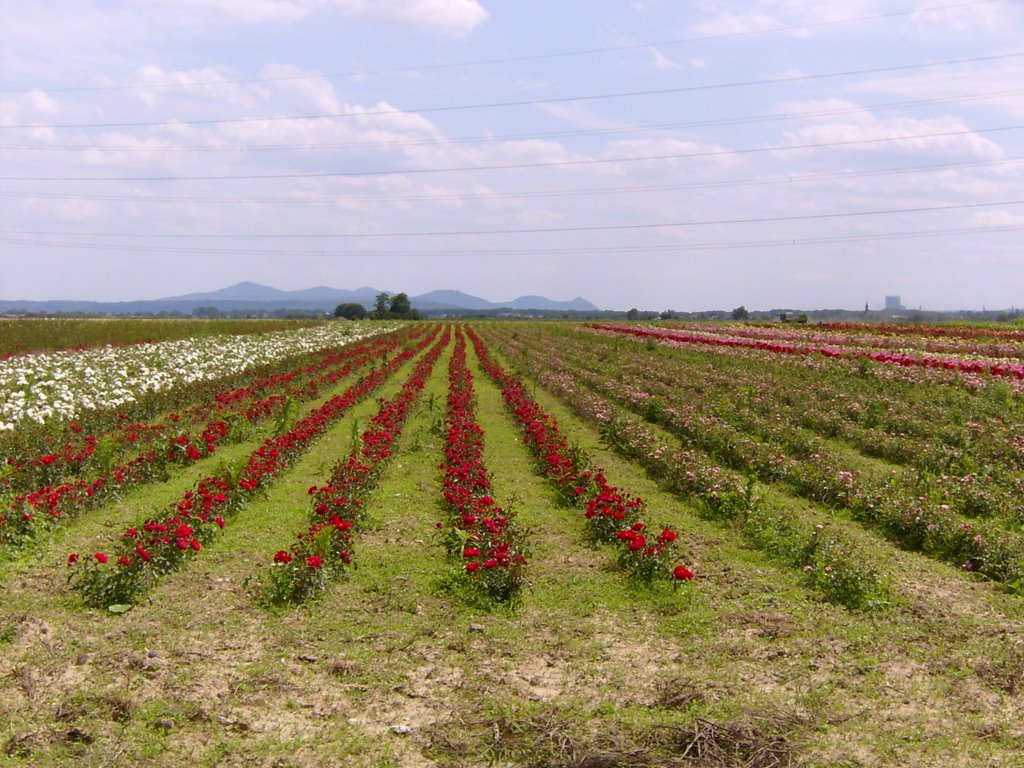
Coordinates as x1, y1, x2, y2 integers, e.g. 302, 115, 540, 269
263, 329, 452, 606
438, 329, 527, 601
3, 330, 420, 550
5, 329, 414, 495
67, 328, 442, 609
466, 328, 692, 583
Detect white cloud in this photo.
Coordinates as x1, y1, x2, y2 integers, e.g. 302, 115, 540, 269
136, 0, 487, 33
689, 10, 779, 37
909, 0, 1007, 32
138, 0, 316, 24
535, 102, 626, 131
333, 0, 487, 35
25, 90, 60, 115
650, 47, 679, 70
775, 100, 1006, 159
127, 65, 259, 109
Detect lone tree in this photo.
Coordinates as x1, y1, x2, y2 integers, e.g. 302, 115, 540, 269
388, 292, 412, 316
731, 305, 749, 320
369, 291, 421, 320
333, 302, 367, 320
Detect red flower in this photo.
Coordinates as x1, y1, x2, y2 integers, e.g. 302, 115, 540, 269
67, 553, 79, 565
214, 516, 225, 528
465, 561, 481, 572
628, 536, 647, 552
117, 556, 133, 567
306, 555, 323, 569
176, 537, 190, 550
136, 546, 152, 562
190, 539, 202, 551
463, 546, 481, 558
93, 552, 108, 564
273, 550, 292, 564
673, 565, 694, 581
658, 528, 677, 544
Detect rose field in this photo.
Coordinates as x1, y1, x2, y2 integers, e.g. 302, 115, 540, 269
1, 319, 1024, 767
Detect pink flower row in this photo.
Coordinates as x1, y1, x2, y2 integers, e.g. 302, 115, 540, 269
592, 324, 1024, 380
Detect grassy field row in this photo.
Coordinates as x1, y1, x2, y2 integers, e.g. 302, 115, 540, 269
0, 318, 328, 357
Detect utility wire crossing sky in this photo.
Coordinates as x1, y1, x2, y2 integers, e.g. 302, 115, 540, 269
1, 0, 1022, 311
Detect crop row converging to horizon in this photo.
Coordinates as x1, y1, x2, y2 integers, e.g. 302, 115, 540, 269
3, 317, 1024, 766
3, 317, 1022, 610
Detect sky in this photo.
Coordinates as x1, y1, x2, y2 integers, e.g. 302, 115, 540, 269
1, 0, 1023, 312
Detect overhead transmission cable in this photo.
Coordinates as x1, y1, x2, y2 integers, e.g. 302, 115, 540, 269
3, 87, 1021, 153
0, 0, 1000, 94
3, 51, 1021, 131
3, 124, 1021, 182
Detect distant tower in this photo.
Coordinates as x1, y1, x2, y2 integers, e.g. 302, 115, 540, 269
864, 301, 868, 313
884, 295, 903, 311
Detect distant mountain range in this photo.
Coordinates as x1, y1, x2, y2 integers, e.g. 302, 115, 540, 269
0, 282, 600, 315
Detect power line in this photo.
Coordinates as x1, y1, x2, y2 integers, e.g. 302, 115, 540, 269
4, 87, 1021, 154
0, 0, 1000, 95
3, 156, 1020, 206
3, 51, 1021, 131
3, 124, 1020, 182
5, 200, 1021, 239
3, 223, 1021, 258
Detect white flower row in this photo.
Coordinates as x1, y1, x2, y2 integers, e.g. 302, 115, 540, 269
0, 322, 395, 431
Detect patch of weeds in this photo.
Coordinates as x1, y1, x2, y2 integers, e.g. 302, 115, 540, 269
433, 565, 524, 612
136, 698, 207, 734
622, 576, 695, 615
649, 709, 808, 768
424, 703, 809, 768
423, 707, 601, 766
654, 678, 706, 711
54, 692, 134, 726
0, 616, 21, 646
977, 645, 1024, 694
800, 527, 892, 611
4, 731, 42, 760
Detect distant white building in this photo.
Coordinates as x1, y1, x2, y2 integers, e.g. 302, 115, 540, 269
884, 295, 904, 311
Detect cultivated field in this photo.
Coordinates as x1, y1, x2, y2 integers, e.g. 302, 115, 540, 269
1, 319, 1023, 767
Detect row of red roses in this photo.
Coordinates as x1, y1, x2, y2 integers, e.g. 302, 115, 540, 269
466, 328, 693, 583
5, 330, 412, 497
66, 330, 438, 609
261, 329, 451, 606
438, 329, 528, 602
2, 331, 419, 552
